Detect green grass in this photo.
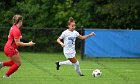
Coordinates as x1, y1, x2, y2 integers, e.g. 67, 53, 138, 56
0, 52, 140, 84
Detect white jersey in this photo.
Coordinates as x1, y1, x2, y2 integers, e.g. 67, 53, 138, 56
59, 29, 80, 54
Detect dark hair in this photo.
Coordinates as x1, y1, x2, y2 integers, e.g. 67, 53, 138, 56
67, 17, 75, 25
13, 15, 22, 24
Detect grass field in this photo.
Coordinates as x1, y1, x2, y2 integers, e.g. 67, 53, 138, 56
0, 52, 140, 84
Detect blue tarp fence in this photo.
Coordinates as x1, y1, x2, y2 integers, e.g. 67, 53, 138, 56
84, 29, 140, 57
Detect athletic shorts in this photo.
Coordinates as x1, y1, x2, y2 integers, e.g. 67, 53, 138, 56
4, 46, 18, 57
64, 53, 75, 59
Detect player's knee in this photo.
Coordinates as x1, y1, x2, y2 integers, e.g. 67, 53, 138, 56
68, 58, 77, 63
15, 61, 22, 66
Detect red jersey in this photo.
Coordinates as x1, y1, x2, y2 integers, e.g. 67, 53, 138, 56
5, 24, 22, 49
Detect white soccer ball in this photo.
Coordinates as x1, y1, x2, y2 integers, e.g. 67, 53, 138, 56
92, 69, 102, 77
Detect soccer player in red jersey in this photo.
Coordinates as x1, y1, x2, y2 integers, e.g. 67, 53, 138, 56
0, 15, 35, 78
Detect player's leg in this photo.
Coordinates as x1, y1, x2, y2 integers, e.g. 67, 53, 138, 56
56, 53, 73, 70
59, 60, 72, 65
68, 57, 84, 76
56, 60, 72, 70
3, 52, 21, 78
0, 60, 14, 72
1, 60, 14, 67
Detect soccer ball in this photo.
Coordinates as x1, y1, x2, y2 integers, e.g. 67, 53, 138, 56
92, 69, 102, 77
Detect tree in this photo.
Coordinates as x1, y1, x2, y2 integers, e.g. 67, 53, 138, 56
0, 0, 139, 29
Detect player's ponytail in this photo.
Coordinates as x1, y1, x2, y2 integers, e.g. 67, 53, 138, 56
68, 17, 75, 25
13, 15, 22, 24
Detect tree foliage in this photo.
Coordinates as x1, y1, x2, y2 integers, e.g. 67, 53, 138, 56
0, 0, 140, 29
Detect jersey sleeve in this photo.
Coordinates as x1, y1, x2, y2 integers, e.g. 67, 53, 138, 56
75, 31, 80, 37
59, 31, 65, 39
13, 29, 21, 39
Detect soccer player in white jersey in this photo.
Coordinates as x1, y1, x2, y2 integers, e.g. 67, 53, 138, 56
56, 17, 95, 76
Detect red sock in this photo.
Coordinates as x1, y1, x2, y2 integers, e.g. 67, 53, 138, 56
3, 60, 14, 66
6, 63, 19, 76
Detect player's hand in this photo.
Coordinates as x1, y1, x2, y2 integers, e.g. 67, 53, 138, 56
28, 41, 35, 46
60, 42, 65, 48
89, 32, 96, 36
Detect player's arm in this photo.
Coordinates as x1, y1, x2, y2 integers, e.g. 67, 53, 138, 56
78, 32, 95, 40
14, 38, 35, 46
57, 38, 65, 47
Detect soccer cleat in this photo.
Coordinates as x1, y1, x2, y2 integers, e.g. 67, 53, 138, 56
55, 61, 60, 70
0, 62, 3, 67
80, 74, 85, 76
3, 75, 10, 78
0, 62, 3, 70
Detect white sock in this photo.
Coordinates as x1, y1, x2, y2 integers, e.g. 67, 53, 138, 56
59, 60, 72, 65
73, 61, 82, 75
